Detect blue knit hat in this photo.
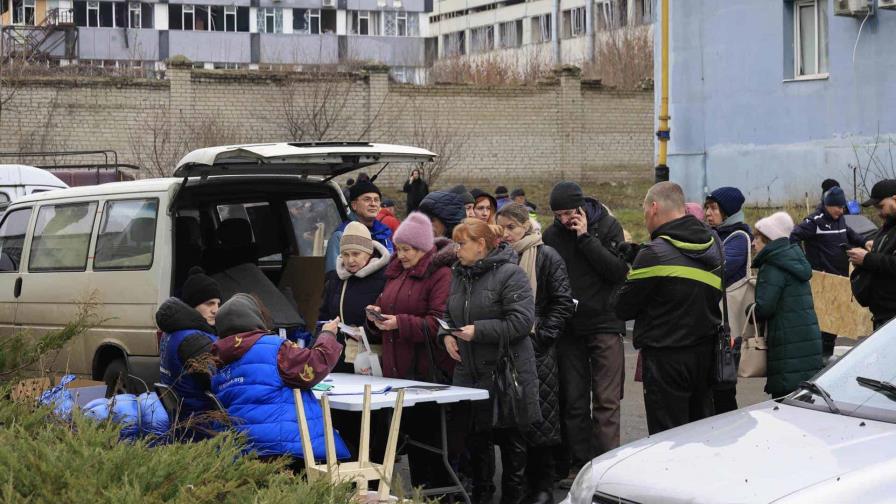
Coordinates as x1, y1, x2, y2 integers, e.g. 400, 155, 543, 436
823, 186, 847, 207
706, 187, 745, 218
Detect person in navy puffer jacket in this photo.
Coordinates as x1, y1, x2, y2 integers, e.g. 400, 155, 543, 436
211, 293, 349, 460
156, 267, 221, 435
704, 187, 753, 287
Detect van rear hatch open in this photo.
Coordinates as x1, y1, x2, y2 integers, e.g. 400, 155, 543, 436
173, 142, 437, 179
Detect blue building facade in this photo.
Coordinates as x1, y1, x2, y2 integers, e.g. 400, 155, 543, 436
658, 0, 896, 204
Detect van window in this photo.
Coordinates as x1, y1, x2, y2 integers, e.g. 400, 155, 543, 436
0, 207, 32, 272
29, 202, 97, 272
94, 199, 159, 270
287, 198, 341, 257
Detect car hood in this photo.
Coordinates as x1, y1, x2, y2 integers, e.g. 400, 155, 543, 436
584, 401, 896, 503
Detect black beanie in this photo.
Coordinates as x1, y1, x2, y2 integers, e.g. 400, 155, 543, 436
349, 179, 382, 201
821, 179, 840, 193
550, 181, 585, 211
450, 184, 475, 205
180, 266, 222, 308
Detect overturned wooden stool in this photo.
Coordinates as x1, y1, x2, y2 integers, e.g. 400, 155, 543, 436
294, 384, 406, 501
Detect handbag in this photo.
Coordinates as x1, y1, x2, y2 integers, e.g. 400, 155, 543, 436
722, 230, 756, 341
738, 304, 767, 378
492, 331, 531, 429
420, 321, 450, 384
714, 235, 738, 387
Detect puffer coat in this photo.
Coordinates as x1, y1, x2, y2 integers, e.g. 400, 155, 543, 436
517, 244, 574, 446
445, 243, 540, 430
752, 238, 823, 397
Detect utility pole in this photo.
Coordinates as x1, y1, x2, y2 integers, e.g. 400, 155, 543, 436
655, 0, 670, 183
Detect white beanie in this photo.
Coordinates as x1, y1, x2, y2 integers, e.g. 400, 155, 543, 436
755, 211, 794, 241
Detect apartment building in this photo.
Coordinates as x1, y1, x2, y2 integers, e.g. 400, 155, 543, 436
1, 0, 434, 81
428, 0, 654, 67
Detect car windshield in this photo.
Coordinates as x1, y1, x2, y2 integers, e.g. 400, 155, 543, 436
787, 320, 896, 423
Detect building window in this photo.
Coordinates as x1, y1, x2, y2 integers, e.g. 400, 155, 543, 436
128, 2, 141, 28
86, 1, 99, 27
396, 11, 407, 36
12, 0, 35, 25
309, 8, 320, 33
498, 19, 522, 48
384, 11, 415, 36
257, 7, 281, 33
0, 208, 33, 273
531, 13, 551, 43
470, 25, 493, 53
562, 7, 585, 38
443, 30, 465, 56
596, 0, 626, 31
211, 5, 237, 31
794, 0, 828, 77
352, 10, 379, 35
182, 4, 194, 30
636, 0, 654, 24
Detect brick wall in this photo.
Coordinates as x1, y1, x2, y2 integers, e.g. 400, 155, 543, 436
0, 65, 654, 188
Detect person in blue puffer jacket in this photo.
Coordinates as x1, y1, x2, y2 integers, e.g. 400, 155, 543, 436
156, 267, 221, 432
211, 293, 349, 461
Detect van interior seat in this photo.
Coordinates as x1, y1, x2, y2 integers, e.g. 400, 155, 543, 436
127, 217, 156, 249
211, 263, 305, 330
206, 218, 257, 273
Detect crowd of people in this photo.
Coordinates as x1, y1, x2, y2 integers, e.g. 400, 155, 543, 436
156, 170, 896, 504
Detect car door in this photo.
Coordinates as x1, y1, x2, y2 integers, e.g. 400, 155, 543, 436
87, 197, 166, 362
0, 206, 34, 340
15, 199, 98, 376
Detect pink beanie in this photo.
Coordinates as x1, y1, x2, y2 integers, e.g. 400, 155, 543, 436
755, 211, 795, 241
684, 202, 705, 221
393, 212, 435, 252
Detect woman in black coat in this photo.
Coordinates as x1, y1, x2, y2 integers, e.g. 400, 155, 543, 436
497, 203, 574, 503
402, 168, 429, 215
443, 218, 539, 504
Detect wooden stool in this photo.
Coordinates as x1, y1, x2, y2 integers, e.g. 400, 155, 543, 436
294, 384, 406, 501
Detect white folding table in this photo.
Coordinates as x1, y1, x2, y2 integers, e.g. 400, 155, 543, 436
314, 373, 489, 504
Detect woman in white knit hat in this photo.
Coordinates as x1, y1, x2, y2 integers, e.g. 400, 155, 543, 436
750, 211, 823, 398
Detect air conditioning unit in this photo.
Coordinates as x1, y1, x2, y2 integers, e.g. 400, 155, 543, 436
393, 0, 402, 7
322, 0, 336, 8
834, 0, 872, 15
880, 0, 896, 9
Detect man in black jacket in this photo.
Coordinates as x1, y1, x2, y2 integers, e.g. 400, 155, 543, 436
849, 179, 896, 330
543, 181, 629, 484
614, 182, 722, 435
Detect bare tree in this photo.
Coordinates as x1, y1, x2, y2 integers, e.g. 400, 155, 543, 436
282, 67, 398, 144
406, 100, 469, 187
585, 25, 654, 90
129, 109, 241, 178
852, 130, 896, 201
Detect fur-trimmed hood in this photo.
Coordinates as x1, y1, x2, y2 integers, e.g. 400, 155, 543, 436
385, 236, 457, 279
335, 241, 391, 280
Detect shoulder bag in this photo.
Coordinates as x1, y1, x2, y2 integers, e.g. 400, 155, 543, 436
738, 304, 767, 378
714, 236, 739, 387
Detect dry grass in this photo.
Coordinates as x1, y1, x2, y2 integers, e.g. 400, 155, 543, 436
428, 52, 553, 86
583, 26, 654, 90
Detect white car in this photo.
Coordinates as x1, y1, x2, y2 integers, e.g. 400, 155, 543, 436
563, 322, 896, 503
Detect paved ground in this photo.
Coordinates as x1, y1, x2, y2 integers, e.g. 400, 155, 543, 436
489, 335, 855, 503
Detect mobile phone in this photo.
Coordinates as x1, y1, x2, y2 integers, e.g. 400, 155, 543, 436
436, 317, 460, 332
366, 308, 386, 321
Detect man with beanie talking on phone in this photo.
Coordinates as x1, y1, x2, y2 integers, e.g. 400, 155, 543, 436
542, 181, 629, 486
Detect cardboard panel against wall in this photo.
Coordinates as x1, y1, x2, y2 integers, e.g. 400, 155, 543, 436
810, 270, 873, 339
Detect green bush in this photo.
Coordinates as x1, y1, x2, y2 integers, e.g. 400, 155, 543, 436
0, 400, 357, 503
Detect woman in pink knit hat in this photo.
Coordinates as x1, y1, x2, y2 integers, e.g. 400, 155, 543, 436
365, 211, 458, 487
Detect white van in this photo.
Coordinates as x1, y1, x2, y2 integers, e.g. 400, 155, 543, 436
0, 164, 69, 210
0, 142, 434, 394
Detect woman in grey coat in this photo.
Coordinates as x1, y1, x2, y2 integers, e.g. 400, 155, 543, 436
443, 218, 540, 504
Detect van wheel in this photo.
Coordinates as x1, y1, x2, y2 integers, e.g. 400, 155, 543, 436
103, 359, 128, 398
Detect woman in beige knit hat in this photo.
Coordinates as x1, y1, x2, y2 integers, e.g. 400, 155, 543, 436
318, 221, 390, 373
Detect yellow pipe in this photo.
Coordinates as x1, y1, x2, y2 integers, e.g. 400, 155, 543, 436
655, 0, 670, 182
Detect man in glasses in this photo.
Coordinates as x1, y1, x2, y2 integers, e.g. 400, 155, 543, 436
848, 179, 896, 330
325, 180, 394, 273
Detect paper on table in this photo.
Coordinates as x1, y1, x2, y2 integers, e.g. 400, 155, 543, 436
325, 385, 393, 396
